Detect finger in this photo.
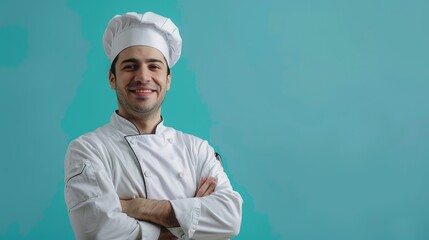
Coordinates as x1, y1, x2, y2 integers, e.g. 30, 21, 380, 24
195, 177, 212, 197
197, 176, 208, 190
196, 177, 216, 197
202, 181, 216, 196
195, 177, 207, 197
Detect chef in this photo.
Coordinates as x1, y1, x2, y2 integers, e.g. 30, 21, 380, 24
64, 11, 243, 240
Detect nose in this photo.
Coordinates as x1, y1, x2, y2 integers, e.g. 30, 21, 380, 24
134, 66, 151, 82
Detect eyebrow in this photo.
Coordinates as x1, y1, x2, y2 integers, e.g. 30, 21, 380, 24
120, 58, 138, 65
146, 58, 165, 65
119, 58, 165, 65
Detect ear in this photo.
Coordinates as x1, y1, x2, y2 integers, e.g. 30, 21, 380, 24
166, 70, 172, 91
109, 71, 116, 89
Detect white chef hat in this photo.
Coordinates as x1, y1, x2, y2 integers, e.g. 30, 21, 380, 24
103, 12, 182, 67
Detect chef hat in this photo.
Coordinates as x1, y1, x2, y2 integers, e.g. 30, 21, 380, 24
103, 12, 182, 67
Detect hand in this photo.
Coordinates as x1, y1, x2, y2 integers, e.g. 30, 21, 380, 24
195, 176, 216, 197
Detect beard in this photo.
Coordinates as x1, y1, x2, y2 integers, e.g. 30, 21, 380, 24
115, 84, 167, 118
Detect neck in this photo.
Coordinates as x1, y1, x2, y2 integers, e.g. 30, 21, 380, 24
117, 110, 162, 134
135, 116, 162, 134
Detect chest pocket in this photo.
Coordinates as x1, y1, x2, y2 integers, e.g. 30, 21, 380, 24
65, 159, 101, 210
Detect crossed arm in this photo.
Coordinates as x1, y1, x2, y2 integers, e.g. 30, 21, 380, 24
65, 139, 242, 239
120, 177, 216, 239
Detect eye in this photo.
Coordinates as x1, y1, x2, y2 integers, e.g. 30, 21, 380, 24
149, 64, 161, 71
123, 64, 137, 71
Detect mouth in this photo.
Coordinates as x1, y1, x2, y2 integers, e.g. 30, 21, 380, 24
132, 89, 154, 93
129, 88, 156, 98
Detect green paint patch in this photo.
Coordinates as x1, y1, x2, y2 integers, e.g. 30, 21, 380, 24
0, 26, 28, 67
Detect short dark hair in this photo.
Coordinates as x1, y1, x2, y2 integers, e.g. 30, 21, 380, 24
110, 56, 171, 76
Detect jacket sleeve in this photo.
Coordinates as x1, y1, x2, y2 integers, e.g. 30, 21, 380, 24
168, 140, 243, 240
64, 138, 161, 240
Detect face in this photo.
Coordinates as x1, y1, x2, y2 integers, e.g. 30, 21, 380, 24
109, 45, 171, 120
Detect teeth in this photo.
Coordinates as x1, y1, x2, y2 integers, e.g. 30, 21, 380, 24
134, 89, 152, 93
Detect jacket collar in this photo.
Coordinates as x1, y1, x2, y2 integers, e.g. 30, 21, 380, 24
110, 111, 167, 136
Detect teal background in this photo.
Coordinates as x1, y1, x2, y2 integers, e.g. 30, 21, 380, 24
1, 0, 428, 239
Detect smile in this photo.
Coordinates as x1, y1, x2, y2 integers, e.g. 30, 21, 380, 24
133, 89, 153, 93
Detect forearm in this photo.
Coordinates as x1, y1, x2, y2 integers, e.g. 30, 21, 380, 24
170, 160, 242, 239
170, 190, 242, 239
69, 199, 161, 240
121, 198, 179, 228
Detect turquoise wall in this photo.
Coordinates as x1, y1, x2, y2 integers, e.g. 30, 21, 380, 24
1, 0, 428, 239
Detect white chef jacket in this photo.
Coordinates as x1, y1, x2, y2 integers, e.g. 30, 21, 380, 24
64, 112, 242, 240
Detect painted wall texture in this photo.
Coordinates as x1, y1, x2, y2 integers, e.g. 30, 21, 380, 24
1, 0, 428, 239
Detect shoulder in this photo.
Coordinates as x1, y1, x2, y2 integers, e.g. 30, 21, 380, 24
68, 123, 116, 151
65, 124, 119, 172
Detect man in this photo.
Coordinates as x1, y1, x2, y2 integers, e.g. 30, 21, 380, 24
64, 11, 242, 240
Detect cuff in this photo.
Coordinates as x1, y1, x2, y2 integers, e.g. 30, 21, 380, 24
167, 227, 185, 240
169, 198, 201, 239
138, 221, 161, 239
